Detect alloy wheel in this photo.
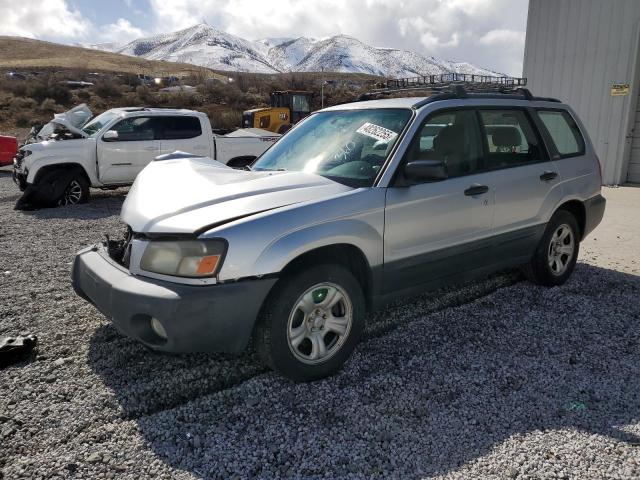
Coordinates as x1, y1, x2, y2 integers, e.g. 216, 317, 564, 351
58, 180, 83, 206
547, 223, 575, 276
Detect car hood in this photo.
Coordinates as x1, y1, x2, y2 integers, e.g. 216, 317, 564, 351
121, 156, 353, 234
36, 103, 92, 140
21, 138, 88, 153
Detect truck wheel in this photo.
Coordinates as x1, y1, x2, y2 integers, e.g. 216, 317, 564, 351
523, 210, 580, 287
255, 264, 365, 382
58, 173, 90, 206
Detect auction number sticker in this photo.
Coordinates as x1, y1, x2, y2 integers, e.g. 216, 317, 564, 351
356, 122, 398, 143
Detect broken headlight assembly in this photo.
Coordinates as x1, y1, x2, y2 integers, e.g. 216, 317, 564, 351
140, 239, 226, 278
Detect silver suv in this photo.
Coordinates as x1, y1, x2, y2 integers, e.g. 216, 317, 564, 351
72, 80, 605, 381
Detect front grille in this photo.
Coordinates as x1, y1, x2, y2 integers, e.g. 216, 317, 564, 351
13, 150, 24, 169
106, 226, 133, 268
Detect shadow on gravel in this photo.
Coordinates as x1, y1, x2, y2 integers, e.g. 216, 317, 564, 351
88, 264, 640, 479
22, 190, 127, 220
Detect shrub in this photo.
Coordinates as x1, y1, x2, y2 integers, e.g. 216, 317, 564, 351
208, 109, 242, 130
39, 98, 62, 112
76, 89, 91, 102
15, 113, 30, 127
94, 80, 122, 98
27, 81, 72, 105
135, 85, 153, 104
9, 96, 37, 110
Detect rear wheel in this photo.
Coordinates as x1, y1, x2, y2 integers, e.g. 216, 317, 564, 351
524, 210, 579, 286
255, 264, 364, 382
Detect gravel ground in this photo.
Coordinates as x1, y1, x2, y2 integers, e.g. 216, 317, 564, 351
1, 172, 638, 479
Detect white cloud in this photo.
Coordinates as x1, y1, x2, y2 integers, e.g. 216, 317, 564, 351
97, 18, 146, 43
480, 29, 526, 46
0, 0, 91, 39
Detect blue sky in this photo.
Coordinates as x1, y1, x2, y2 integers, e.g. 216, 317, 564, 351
1, 0, 529, 75
69, 0, 151, 29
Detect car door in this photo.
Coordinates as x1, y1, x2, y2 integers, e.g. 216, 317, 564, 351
156, 116, 210, 157
476, 108, 563, 261
97, 116, 161, 184
383, 109, 496, 294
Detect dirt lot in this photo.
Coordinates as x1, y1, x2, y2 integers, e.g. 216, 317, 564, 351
1, 175, 638, 479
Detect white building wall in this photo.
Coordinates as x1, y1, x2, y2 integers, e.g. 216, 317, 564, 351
523, 0, 640, 184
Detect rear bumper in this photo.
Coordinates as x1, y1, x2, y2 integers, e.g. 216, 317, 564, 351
72, 245, 277, 353
583, 193, 606, 239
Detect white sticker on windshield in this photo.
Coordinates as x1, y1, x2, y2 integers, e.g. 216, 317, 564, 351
356, 122, 398, 143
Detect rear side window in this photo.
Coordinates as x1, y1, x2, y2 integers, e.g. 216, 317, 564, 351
536, 110, 585, 157
478, 109, 544, 170
157, 116, 202, 140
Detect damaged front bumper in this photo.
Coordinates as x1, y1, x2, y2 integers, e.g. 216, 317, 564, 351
12, 155, 27, 191
71, 244, 277, 353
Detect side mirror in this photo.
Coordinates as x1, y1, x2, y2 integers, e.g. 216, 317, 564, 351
404, 160, 447, 182
102, 130, 119, 141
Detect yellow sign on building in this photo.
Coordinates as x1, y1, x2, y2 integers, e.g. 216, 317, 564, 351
611, 83, 630, 96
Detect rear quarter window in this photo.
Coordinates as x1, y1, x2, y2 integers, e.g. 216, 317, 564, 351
536, 110, 585, 157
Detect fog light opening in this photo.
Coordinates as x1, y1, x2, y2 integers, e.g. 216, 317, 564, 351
150, 317, 168, 340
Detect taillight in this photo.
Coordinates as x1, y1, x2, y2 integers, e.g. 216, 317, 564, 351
595, 154, 603, 186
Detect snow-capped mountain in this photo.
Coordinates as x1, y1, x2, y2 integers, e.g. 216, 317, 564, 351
118, 24, 277, 73
115, 24, 501, 78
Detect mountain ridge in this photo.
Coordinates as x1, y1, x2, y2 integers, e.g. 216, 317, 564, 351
113, 24, 502, 78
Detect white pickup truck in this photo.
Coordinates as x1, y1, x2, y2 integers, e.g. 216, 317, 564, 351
13, 105, 279, 209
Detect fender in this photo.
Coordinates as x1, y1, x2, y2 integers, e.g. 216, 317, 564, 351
252, 217, 384, 278
24, 139, 100, 186
206, 188, 387, 282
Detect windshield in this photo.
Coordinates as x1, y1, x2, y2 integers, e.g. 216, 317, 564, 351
252, 108, 412, 187
81, 111, 119, 137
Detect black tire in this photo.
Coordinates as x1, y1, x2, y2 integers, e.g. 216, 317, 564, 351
57, 171, 90, 206
255, 264, 365, 382
523, 209, 580, 287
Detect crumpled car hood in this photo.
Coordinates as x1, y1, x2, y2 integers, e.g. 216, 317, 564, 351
36, 103, 92, 140
121, 156, 353, 234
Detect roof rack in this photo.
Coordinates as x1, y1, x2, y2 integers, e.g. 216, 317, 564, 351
357, 73, 560, 104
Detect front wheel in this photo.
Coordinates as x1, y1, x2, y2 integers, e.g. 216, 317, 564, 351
255, 264, 365, 382
58, 173, 90, 206
524, 210, 580, 286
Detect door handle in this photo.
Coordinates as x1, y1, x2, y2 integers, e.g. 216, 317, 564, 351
540, 171, 558, 181
464, 184, 489, 196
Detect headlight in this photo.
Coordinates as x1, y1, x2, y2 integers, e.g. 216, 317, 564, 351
140, 240, 226, 278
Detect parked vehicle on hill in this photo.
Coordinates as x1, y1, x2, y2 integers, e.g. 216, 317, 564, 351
72, 75, 605, 381
12, 106, 279, 208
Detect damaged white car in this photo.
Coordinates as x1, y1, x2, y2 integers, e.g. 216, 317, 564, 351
13, 105, 279, 209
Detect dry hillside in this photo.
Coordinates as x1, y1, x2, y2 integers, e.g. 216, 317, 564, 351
0, 36, 217, 78
0, 36, 383, 139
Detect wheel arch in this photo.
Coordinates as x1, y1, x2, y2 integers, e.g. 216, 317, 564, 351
555, 199, 586, 240
277, 243, 374, 309
32, 162, 91, 186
